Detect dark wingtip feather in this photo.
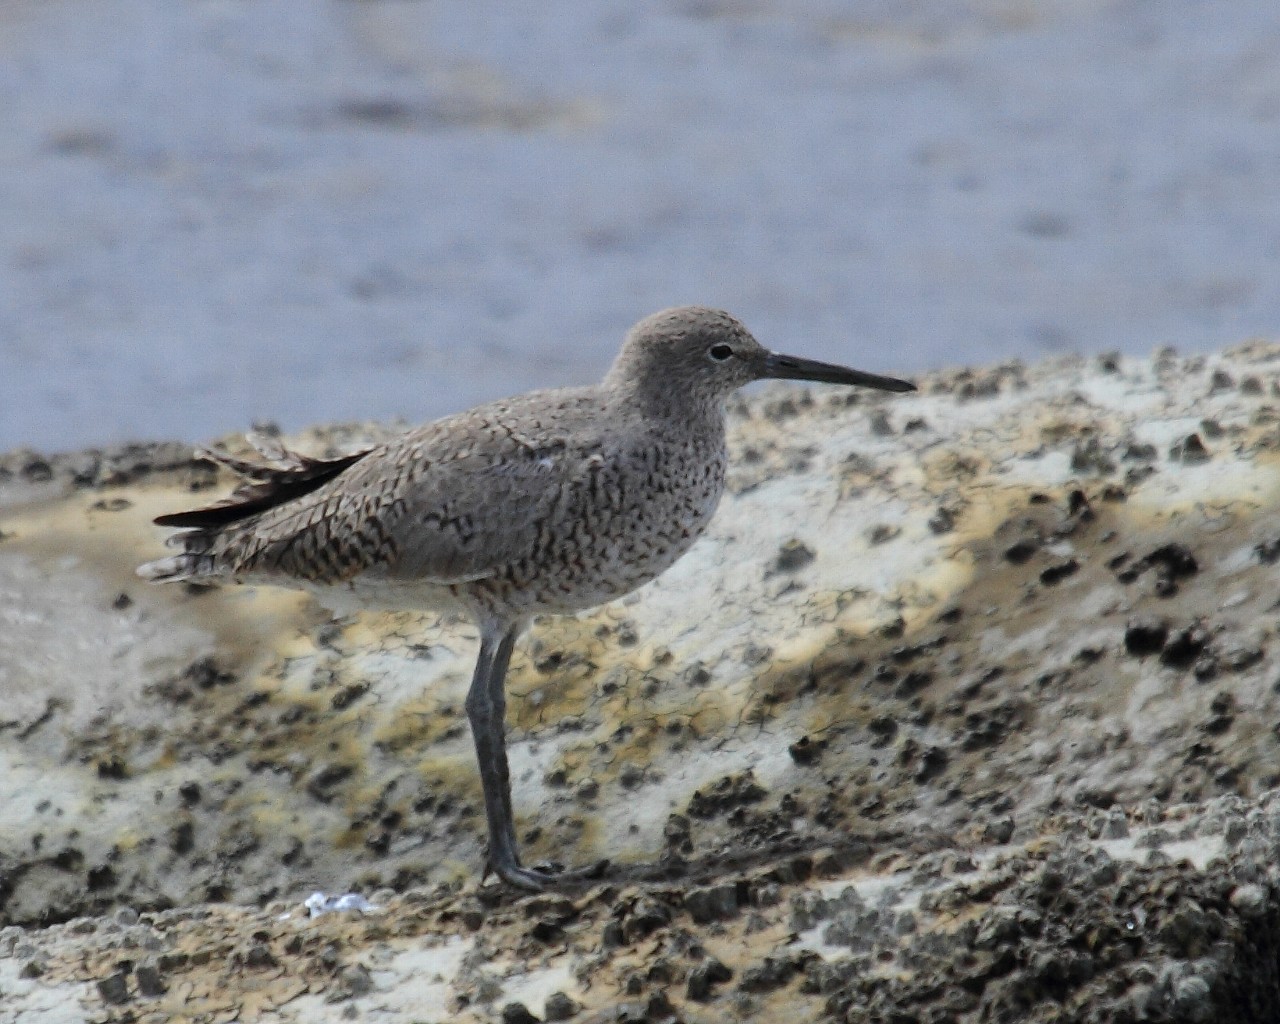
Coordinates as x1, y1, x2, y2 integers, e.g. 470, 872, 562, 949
154, 505, 255, 529
153, 445, 372, 531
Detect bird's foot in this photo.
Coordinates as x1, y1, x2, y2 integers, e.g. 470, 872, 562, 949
486, 855, 609, 892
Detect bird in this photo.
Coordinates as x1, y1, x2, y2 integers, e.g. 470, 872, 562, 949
138, 306, 915, 890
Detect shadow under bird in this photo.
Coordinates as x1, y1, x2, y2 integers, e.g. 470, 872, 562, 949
139, 306, 915, 890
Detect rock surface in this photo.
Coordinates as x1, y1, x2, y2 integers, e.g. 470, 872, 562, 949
3, 342, 1280, 1021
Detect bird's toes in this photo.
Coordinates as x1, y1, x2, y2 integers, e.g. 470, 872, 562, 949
491, 858, 609, 891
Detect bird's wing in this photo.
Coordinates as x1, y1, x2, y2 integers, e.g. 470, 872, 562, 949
183, 393, 612, 587
355, 410, 606, 585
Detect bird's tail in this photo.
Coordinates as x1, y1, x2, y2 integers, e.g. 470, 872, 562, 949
137, 478, 230, 584
136, 552, 212, 584
137, 433, 372, 585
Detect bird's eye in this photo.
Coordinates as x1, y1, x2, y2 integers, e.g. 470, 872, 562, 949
708, 344, 734, 361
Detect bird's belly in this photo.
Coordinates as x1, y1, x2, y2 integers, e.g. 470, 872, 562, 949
534, 530, 702, 611
298, 576, 468, 617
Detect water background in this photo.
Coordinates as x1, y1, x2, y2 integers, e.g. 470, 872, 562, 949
3, 0, 1279, 453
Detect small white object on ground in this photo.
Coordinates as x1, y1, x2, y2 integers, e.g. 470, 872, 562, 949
276, 892, 382, 920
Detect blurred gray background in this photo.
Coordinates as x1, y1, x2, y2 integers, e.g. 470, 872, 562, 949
2, 0, 1278, 453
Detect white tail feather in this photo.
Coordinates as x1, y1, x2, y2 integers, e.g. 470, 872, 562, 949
136, 555, 199, 583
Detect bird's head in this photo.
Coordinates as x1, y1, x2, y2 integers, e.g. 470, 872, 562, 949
605, 306, 916, 408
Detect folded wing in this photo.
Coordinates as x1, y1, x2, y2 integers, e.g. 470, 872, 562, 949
140, 394, 607, 590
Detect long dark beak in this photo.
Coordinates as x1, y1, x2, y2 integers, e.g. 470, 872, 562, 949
764, 351, 916, 393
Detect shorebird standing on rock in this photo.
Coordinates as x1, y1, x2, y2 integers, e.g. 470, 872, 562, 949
139, 307, 915, 890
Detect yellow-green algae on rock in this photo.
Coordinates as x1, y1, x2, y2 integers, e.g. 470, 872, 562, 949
3, 343, 1280, 1022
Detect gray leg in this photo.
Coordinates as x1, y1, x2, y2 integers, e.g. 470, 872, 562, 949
464, 620, 605, 890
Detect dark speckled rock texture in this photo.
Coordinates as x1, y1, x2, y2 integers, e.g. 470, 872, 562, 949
3, 343, 1280, 1021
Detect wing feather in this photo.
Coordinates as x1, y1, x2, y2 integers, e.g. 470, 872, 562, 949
144, 390, 611, 590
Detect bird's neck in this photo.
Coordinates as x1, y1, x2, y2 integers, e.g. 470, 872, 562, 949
606, 376, 727, 435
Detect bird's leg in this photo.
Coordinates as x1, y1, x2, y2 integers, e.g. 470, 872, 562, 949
465, 621, 525, 880
465, 620, 606, 891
